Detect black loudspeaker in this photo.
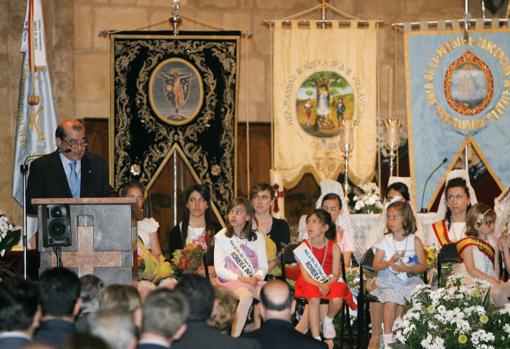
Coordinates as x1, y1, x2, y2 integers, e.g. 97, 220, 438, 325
42, 204, 72, 247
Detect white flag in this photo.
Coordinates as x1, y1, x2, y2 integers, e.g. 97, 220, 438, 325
12, 0, 58, 240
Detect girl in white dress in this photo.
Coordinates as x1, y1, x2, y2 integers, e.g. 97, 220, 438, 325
371, 201, 427, 348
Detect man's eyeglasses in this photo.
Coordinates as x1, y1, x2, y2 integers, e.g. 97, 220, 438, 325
62, 138, 89, 148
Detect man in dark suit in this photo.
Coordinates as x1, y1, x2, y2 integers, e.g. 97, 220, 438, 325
173, 274, 259, 349
33, 267, 80, 347
27, 119, 115, 215
137, 288, 189, 349
0, 276, 40, 349
243, 280, 327, 349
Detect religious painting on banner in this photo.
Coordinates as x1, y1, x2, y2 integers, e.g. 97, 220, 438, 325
405, 21, 510, 210
272, 21, 378, 188
110, 31, 240, 220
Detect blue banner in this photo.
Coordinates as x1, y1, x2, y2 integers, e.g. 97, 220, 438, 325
405, 23, 510, 209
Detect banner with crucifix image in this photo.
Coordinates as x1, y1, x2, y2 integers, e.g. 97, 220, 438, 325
272, 21, 378, 188
110, 31, 240, 219
405, 21, 510, 210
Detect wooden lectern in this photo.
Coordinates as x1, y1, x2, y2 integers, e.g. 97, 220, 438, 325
32, 197, 137, 285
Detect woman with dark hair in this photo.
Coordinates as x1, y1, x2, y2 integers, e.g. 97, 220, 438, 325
167, 184, 221, 256
429, 170, 477, 249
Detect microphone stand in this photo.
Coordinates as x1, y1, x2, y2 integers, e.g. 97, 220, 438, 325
20, 153, 46, 280
420, 158, 448, 213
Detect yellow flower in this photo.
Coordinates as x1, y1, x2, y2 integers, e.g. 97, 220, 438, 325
427, 305, 435, 314
480, 314, 489, 324
458, 334, 468, 344
471, 290, 481, 298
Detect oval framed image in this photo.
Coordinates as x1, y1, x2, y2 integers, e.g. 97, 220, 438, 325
149, 57, 204, 126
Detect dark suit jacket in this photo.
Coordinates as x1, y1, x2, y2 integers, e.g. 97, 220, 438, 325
33, 319, 77, 348
27, 150, 115, 214
243, 319, 327, 349
136, 343, 170, 349
0, 334, 30, 349
172, 321, 258, 349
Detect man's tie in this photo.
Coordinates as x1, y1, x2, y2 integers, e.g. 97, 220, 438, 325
69, 161, 80, 198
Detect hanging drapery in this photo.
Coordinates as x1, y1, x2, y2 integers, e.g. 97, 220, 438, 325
110, 31, 241, 219
272, 20, 378, 188
405, 20, 510, 209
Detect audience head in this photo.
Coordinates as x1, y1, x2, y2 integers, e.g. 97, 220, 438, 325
466, 203, 496, 238
38, 267, 81, 318
98, 284, 141, 313
79, 274, 104, 315
259, 280, 293, 321
226, 197, 256, 240
386, 201, 416, 236
250, 182, 275, 216
208, 286, 237, 332
88, 307, 136, 349
321, 193, 343, 222
62, 333, 110, 349
141, 288, 189, 342
0, 276, 39, 333
182, 184, 216, 244
306, 208, 336, 240
55, 119, 87, 162
444, 177, 471, 226
386, 182, 410, 202
175, 274, 214, 321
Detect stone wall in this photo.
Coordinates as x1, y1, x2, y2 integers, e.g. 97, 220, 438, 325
2, 0, 501, 224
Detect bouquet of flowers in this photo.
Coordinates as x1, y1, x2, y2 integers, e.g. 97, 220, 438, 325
353, 182, 384, 213
392, 275, 510, 349
172, 242, 206, 274
0, 210, 21, 257
137, 242, 174, 284
345, 266, 360, 290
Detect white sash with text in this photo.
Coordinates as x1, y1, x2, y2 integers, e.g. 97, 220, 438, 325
293, 242, 330, 284
227, 238, 255, 277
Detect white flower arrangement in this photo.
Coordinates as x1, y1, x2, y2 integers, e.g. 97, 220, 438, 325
353, 182, 383, 213
391, 275, 510, 349
0, 210, 21, 257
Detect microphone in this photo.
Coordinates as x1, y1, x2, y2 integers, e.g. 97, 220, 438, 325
420, 158, 448, 213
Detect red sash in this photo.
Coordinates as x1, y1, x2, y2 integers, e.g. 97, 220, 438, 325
456, 237, 495, 265
432, 220, 451, 247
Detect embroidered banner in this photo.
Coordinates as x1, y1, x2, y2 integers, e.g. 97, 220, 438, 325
405, 22, 510, 209
110, 31, 240, 220
272, 21, 378, 187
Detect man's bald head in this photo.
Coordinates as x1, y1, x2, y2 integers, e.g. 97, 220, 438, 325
260, 280, 292, 312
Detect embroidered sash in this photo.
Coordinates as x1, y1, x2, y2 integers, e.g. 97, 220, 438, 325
293, 241, 330, 284
456, 237, 495, 265
432, 220, 451, 247
227, 238, 255, 277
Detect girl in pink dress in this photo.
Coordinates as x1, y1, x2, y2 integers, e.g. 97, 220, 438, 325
294, 209, 356, 342
214, 197, 267, 337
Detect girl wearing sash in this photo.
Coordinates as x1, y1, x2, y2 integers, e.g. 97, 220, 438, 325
214, 197, 267, 337
429, 170, 476, 249
294, 209, 356, 342
371, 201, 427, 348
457, 203, 500, 284
167, 184, 221, 256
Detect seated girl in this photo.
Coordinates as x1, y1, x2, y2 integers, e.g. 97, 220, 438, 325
294, 208, 356, 342
214, 197, 267, 337
371, 201, 427, 348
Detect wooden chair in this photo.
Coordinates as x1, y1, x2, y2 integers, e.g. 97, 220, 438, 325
356, 248, 378, 349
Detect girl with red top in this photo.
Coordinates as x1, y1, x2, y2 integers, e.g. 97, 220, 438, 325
294, 209, 356, 342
